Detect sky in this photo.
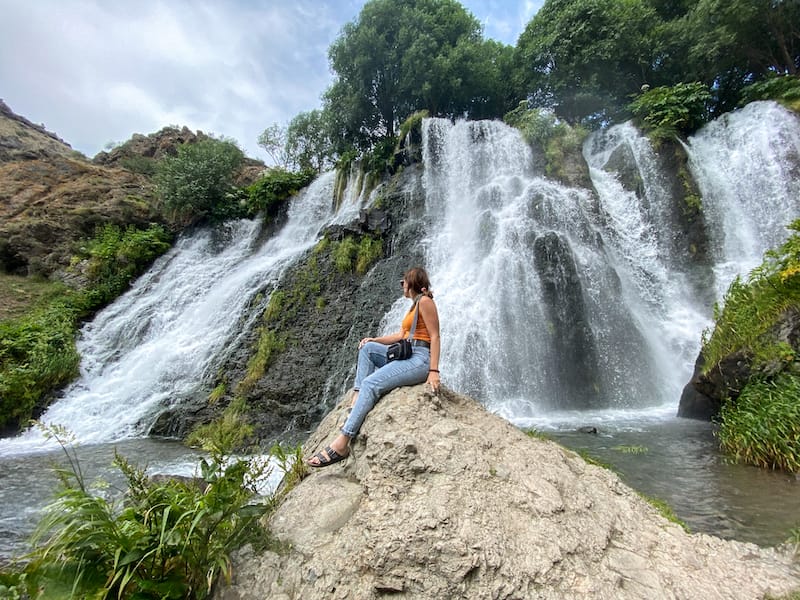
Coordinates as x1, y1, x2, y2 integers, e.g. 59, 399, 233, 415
0, 0, 542, 163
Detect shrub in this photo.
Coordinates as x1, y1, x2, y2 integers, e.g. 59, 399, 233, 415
76, 223, 173, 307
0, 224, 172, 432
628, 82, 713, 141
503, 104, 588, 178
13, 424, 307, 599
333, 236, 359, 273
355, 236, 383, 275
717, 374, 800, 472
246, 168, 315, 221
186, 397, 253, 454
0, 297, 82, 431
739, 74, 800, 112
155, 138, 245, 225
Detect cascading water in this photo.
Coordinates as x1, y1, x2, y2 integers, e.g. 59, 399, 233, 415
684, 101, 800, 297
396, 117, 703, 421
0, 171, 339, 457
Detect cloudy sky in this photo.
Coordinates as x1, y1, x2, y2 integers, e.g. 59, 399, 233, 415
0, 0, 542, 162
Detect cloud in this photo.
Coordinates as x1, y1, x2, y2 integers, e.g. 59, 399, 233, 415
0, 0, 530, 162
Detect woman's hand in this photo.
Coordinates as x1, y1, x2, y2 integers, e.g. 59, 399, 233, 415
427, 370, 440, 393
358, 337, 373, 349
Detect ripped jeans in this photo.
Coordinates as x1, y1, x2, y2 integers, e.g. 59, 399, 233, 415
341, 341, 430, 438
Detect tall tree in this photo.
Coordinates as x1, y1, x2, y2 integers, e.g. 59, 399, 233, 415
286, 110, 334, 173
324, 0, 513, 149
514, 0, 660, 124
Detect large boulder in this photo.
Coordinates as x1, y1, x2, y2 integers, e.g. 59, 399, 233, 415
215, 386, 800, 600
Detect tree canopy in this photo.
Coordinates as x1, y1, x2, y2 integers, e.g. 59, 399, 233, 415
266, 0, 800, 167
323, 0, 515, 150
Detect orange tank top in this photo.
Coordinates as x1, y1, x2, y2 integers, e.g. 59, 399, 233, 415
401, 299, 431, 342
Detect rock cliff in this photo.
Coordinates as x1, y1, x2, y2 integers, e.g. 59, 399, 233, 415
216, 386, 800, 600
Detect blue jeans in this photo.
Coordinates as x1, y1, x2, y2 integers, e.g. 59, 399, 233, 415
341, 341, 430, 437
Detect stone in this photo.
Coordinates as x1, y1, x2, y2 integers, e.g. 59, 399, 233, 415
214, 386, 800, 600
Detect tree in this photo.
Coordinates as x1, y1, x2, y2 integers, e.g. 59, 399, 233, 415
155, 138, 244, 225
514, 0, 660, 124
257, 123, 291, 168
324, 0, 513, 149
286, 110, 334, 173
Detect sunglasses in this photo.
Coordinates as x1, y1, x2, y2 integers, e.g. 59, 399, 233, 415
399, 279, 406, 288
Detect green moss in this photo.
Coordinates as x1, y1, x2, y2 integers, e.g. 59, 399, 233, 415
332, 236, 358, 273
186, 396, 253, 453
331, 235, 383, 275
637, 491, 690, 532
239, 328, 286, 394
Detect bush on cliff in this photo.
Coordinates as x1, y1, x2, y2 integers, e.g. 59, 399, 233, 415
155, 138, 245, 225
702, 219, 800, 472
628, 82, 713, 143
246, 168, 315, 221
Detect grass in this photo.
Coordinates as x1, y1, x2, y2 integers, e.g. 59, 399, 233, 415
701, 220, 800, 472
717, 374, 800, 472
0, 274, 65, 321
0, 224, 172, 432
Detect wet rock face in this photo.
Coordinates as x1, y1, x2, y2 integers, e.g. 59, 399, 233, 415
533, 231, 603, 408
215, 386, 800, 600
164, 165, 430, 443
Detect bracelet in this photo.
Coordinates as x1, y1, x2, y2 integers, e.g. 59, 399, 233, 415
429, 369, 439, 373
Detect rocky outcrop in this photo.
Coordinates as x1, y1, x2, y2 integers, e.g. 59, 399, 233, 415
216, 386, 800, 600
0, 99, 74, 162
679, 307, 800, 419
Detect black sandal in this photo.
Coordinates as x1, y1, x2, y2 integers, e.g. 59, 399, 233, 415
308, 445, 349, 468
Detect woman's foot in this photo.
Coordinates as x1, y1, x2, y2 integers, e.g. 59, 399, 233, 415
307, 445, 349, 467
307, 434, 351, 468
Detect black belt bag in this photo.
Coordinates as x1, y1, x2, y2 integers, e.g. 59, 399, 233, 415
386, 296, 426, 362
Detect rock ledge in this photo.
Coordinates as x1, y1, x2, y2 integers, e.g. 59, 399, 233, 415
217, 386, 800, 600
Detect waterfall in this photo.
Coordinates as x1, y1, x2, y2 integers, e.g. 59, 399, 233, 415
684, 101, 800, 297
0, 172, 338, 456
385, 118, 691, 421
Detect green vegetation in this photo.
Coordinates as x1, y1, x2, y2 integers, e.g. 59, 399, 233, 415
186, 397, 253, 454
701, 220, 800, 373
155, 138, 245, 225
717, 374, 800, 472
75, 223, 173, 307
332, 235, 384, 275
702, 220, 800, 472
255, 0, 798, 171
239, 328, 286, 394
0, 296, 82, 432
246, 168, 315, 221
628, 82, 713, 142
504, 104, 589, 178
739, 74, 800, 113
0, 224, 172, 432
0, 424, 308, 599
637, 491, 689, 532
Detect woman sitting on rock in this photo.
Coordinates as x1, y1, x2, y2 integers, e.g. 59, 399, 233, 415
308, 266, 441, 467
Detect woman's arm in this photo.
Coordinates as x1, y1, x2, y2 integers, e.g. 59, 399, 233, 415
418, 296, 441, 392
358, 330, 405, 348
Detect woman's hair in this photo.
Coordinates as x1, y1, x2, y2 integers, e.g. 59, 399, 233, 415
404, 267, 434, 298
